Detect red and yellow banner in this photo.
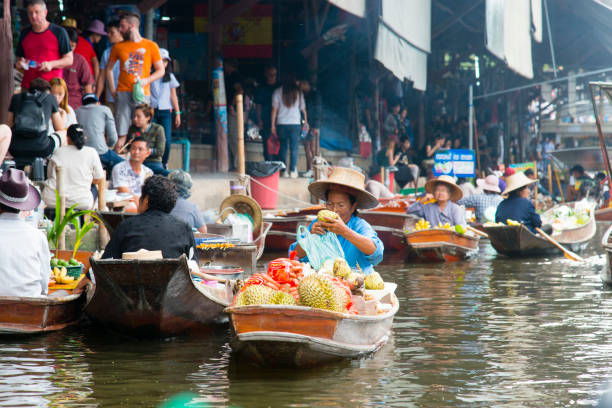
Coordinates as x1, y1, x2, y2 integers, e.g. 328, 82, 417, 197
195, 4, 273, 58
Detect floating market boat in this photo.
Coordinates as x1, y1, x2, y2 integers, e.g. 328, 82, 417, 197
360, 211, 417, 251
484, 224, 557, 256
85, 255, 233, 337
263, 214, 316, 251
226, 288, 399, 367
541, 201, 597, 252
601, 225, 612, 285
0, 250, 93, 335
404, 229, 479, 262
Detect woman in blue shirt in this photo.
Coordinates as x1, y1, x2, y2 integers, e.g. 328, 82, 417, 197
290, 167, 384, 275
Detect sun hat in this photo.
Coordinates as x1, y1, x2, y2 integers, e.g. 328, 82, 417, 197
168, 170, 193, 199
476, 175, 501, 193
501, 172, 537, 196
425, 175, 463, 202
160, 48, 171, 61
219, 194, 262, 233
309, 167, 379, 209
0, 168, 41, 211
503, 167, 516, 177
86, 19, 107, 36
61, 18, 78, 29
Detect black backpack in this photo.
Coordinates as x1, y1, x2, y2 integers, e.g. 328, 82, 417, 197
14, 91, 49, 138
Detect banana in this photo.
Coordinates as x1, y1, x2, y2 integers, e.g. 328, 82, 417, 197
506, 219, 520, 226
414, 219, 431, 231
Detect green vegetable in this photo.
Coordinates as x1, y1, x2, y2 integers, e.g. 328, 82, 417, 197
50, 258, 59, 267
455, 224, 466, 235
69, 258, 80, 266
57, 259, 69, 267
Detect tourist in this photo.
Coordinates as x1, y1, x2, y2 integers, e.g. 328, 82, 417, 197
111, 137, 153, 199
375, 137, 400, 175
0, 168, 50, 297
16, 0, 72, 90
80, 19, 107, 79
62, 28, 94, 109
458, 175, 503, 223
126, 104, 167, 176
566, 165, 595, 201
105, 13, 164, 152
42, 124, 104, 210
399, 107, 414, 145
76, 93, 123, 169
300, 77, 322, 178
8, 78, 65, 161
49, 77, 77, 129
289, 167, 383, 275
496, 172, 551, 234
457, 178, 476, 198
151, 48, 181, 169
255, 65, 278, 161
271, 73, 307, 178
383, 101, 401, 144
394, 137, 419, 190
169, 170, 207, 233
406, 175, 466, 226
102, 175, 197, 260
96, 20, 121, 111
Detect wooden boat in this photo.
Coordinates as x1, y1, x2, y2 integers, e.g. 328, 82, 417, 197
484, 224, 556, 256
226, 290, 399, 367
595, 207, 612, 222
601, 225, 612, 285
263, 214, 316, 251
541, 202, 597, 252
405, 229, 480, 262
85, 255, 233, 337
96, 210, 135, 234
360, 211, 416, 251
0, 250, 93, 335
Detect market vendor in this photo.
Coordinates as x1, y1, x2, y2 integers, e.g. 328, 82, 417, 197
290, 167, 383, 275
406, 175, 466, 226
496, 172, 552, 234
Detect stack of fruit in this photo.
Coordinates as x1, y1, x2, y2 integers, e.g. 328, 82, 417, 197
411, 219, 466, 235
50, 258, 82, 284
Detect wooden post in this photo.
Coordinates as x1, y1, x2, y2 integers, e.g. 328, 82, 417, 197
554, 169, 565, 203
97, 174, 110, 248
547, 164, 553, 196
533, 165, 538, 211
56, 166, 66, 251
0, 0, 13, 123
236, 94, 245, 177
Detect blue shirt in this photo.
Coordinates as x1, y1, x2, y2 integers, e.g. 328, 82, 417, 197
458, 193, 503, 223
289, 215, 384, 275
100, 46, 119, 103
495, 196, 542, 233
150, 73, 180, 110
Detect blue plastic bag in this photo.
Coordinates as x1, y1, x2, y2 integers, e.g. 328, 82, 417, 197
297, 225, 345, 271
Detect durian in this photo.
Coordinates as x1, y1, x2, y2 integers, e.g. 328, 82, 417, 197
317, 209, 339, 223
298, 274, 348, 312
345, 272, 365, 291
364, 271, 384, 290
240, 285, 276, 305
271, 291, 297, 305
333, 258, 351, 278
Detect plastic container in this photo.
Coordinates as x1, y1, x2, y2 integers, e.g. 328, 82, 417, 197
65, 264, 84, 279
251, 171, 280, 209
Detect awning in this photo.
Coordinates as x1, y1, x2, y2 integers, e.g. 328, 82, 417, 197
328, 0, 366, 18
374, 0, 431, 91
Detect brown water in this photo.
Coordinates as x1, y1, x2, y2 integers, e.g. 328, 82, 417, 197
2, 241, 612, 407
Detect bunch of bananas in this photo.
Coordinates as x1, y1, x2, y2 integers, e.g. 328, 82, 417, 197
437, 222, 452, 230
414, 219, 431, 231
506, 219, 521, 226
52, 267, 74, 284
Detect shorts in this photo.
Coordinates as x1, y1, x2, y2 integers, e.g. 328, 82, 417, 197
115, 91, 150, 136
10, 132, 61, 159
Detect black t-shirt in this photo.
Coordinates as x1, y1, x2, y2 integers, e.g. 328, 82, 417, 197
9, 91, 59, 154
255, 82, 278, 124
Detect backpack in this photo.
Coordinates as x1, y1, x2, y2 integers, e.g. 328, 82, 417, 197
14, 91, 49, 138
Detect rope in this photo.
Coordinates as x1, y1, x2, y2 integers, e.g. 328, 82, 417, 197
247, 175, 314, 206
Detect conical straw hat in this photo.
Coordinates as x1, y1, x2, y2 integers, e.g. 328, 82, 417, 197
308, 167, 379, 209
501, 172, 537, 196
425, 175, 463, 202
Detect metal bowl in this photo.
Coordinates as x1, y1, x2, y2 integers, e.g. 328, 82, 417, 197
200, 265, 244, 280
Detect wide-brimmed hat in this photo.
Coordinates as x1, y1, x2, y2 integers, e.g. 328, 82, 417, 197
476, 175, 501, 193
501, 172, 537, 196
0, 168, 41, 211
219, 194, 262, 233
425, 175, 463, 202
61, 18, 78, 29
309, 167, 379, 209
86, 19, 107, 36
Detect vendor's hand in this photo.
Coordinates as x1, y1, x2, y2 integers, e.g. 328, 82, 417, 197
420, 193, 434, 202
318, 217, 350, 237
39, 61, 54, 72
310, 221, 327, 236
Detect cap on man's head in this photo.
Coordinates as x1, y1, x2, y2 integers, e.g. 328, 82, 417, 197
81, 93, 98, 105
160, 48, 171, 61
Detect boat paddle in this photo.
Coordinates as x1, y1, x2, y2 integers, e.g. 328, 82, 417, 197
465, 225, 489, 239
535, 227, 585, 262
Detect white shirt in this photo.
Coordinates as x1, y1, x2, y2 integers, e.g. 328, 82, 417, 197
272, 87, 305, 125
0, 213, 50, 297
150, 73, 179, 110
42, 145, 104, 210
112, 160, 153, 196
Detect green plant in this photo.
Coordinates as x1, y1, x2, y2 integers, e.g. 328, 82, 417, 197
46, 190, 102, 257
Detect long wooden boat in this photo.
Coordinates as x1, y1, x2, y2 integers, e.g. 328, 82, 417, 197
0, 250, 93, 335
85, 255, 233, 337
360, 211, 416, 251
541, 202, 597, 252
484, 224, 556, 256
601, 225, 612, 285
405, 229, 479, 262
595, 207, 612, 222
226, 291, 399, 367
263, 214, 316, 251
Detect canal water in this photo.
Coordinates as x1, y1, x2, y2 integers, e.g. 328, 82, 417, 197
3, 239, 612, 407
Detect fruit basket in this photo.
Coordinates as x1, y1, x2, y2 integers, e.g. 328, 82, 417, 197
65, 264, 84, 278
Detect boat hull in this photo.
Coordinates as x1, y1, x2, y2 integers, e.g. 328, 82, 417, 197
484, 224, 557, 256
405, 229, 479, 262
360, 211, 416, 251
0, 294, 84, 335
542, 202, 597, 252
263, 216, 315, 252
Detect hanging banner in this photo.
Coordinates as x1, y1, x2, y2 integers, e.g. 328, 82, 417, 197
433, 149, 476, 178
509, 161, 536, 173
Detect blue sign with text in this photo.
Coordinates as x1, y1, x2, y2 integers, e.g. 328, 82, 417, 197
433, 149, 476, 178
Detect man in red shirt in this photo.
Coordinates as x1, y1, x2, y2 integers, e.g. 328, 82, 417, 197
63, 28, 94, 109
16, 0, 73, 90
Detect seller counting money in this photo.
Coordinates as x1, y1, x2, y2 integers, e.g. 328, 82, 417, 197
289, 167, 384, 275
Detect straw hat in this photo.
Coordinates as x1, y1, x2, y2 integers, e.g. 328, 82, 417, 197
122, 249, 163, 260
501, 172, 537, 196
425, 175, 463, 202
476, 175, 501, 193
308, 167, 379, 209
219, 194, 262, 232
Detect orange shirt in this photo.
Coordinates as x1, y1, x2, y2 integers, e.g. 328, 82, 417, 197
108, 39, 161, 95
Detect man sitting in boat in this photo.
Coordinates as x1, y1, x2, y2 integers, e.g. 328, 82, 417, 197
457, 174, 502, 223
496, 172, 552, 234
289, 167, 384, 275
0, 169, 50, 297
566, 165, 595, 201
102, 175, 197, 260
406, 175, 466, 226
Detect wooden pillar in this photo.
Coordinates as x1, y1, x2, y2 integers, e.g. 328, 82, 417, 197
236, 94, 245, 177
418, 91, 425, 150
0, 0, 13, 123
209, 0, 229, 172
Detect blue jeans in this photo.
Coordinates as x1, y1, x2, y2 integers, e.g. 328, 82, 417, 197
277, 124, 300, 172
154, 109, 172, 167
145, 160, 170, 176
99, 149, 125, 169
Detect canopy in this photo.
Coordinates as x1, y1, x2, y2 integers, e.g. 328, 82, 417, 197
328, 0, 366, 17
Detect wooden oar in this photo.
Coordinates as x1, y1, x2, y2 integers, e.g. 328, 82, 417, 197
535, 227, 584, 262
466, 225, 489, 239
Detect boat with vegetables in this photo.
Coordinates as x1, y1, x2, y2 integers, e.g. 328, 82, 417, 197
226, 257, 399, 367
84, 254, 235, 337
404, 220, 480, 262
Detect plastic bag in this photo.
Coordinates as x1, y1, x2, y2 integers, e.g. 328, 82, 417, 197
224, 213, 253, 243
297, 225, 345, 271
132, 78, 145, 103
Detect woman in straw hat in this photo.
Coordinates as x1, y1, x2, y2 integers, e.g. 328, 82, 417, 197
495, 172, 551, 234
289, 167, 384, 275
406, 175, 466, 226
